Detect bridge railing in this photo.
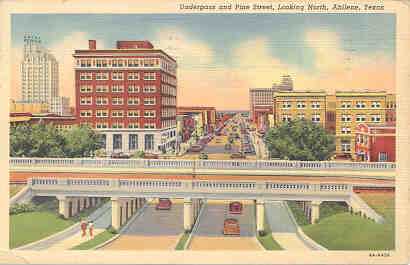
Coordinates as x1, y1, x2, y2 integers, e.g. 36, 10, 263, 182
10, 157, 396, 171
28, 177, 353, 195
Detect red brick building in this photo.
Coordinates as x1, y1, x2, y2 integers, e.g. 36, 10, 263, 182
10, 113, 77, 131
73, 40, 177, 154
355, 124, 395, 162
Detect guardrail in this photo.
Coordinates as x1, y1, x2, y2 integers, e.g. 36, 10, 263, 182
10, 157, 396, 171
28, 177, 353, 195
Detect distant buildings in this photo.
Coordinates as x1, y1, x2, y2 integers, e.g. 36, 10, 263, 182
73, 40, 177, 154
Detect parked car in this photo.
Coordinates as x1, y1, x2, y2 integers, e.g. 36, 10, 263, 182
223, 218, 240, 235
231, 152, 245, 159
110, 152, 130, 159
143, 153, 159, 159
189, 144, 203, 152
156, 198, 172, 210
229, 201, 243, 214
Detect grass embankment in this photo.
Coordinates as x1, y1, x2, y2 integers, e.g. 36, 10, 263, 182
256, 208, 283, 250
288, 195, 394, 250
70, 231, 116, 250
9, 185, 25, 198
175, 232, 190, 250
10, 197, 109, 249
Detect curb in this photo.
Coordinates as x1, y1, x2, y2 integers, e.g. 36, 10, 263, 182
183, 201, 206, 250
282, 201, 327, 251
15, 222, 80, 250
93, 200, 148, 250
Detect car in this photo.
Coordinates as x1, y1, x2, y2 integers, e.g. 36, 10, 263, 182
223, 218, 240, 235
229, 201, 243, 214
143, 153, 159, 159
189, 145, 203, 152
156, 198, 172, 210
110, 152, 130, 159
231, 152, 245, 159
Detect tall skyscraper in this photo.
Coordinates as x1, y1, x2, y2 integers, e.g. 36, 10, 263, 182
20, 33, 59, 105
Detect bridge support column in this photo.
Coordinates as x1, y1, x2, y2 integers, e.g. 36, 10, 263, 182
57, 196, 70, 219
73, 198, 79, 216
256, 199, 265, 233
310, 201, 322, 224
111, 197, 121, 230
127, 200, 132, 219
184, 198, 193, 231
85, 197, 90, 208
121, 200, 126, 225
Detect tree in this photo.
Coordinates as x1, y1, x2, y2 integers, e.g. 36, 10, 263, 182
199, 152, 208, 160
61, 124, 104, 157
263, 120, 336, 161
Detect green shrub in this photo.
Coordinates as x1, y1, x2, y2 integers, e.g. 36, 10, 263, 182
94, 148, 107, 158
106, 226, 118, 234
9, 203, 36, 215
132, 151, 145, 159
199, 152, 208, 160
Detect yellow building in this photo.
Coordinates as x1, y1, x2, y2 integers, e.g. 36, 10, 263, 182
273, 91, 327, 128
10, 100, 50, 114
335, 91, 388, 159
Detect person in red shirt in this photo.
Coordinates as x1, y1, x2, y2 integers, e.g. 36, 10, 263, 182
81, 218, 87, 237
88, 221, 94, 237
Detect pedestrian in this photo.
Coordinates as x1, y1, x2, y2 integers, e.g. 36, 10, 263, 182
88, 220, 94, 237
81, 218, 87, 237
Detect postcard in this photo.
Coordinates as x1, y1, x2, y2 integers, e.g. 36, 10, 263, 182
1, 0, 409, 264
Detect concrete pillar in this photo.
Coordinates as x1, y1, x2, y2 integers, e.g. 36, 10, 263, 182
311, 201, 322, 224
135, 198, 138, 211
121, 201, 126, 225
127, 200, 132, 219
184, 198, 193, 231
79, 198, 84, 211
57, 196, 70, 219
256, 199, 265, 232
111, 197, 121, 230
85, 197, 90, 208
72, 198, 78, 216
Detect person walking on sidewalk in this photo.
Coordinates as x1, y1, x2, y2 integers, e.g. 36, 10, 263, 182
88, 221, 94, 237
81, 218, 87, 237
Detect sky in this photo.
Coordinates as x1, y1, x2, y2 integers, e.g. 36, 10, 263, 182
11, 14, 395, 110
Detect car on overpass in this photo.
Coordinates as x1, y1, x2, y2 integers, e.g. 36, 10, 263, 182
156, 198, 172, 210
223, 218, 240, 236
229, 201, 243, 214
189, 144, 203, 152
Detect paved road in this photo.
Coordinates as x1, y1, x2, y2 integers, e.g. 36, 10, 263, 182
21, 201, 112, 250
194, 202, 255, 237
202, 145, 239, 154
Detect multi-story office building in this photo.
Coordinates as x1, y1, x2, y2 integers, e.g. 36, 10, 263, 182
177, 107, 216, 136
273, 91, 327, 128
20, 34, 59, 106
355, 124, 395, 162
50, 96, 71, 116
385, 93, 396, 126
335, 91, 388, 159
73, 40, 177, 154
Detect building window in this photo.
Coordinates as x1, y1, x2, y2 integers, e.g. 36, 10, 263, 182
371, 101, 381, 108
127, 110, 140, 117
128, 85, 140, 93
371, 114, 381, 123
113, 134, 122, 150
379, 152, 387, 162
341, 127, 351, 134
282, 114, 291, 122
112, 121, 124, 129
128, 59, 140, 67
144, 123, 156, 129
282, 102, 291, 109
129, 134, 138, 150
144, 134, 154, 151
96, 97, 108, 105
80, 72, 92, 80
341, 114, 351, 122
128, 72, 140, 80
311, 114, 320, 123
112, 110, 124, 118
80, 85, 92, 93
356, 101, 366, 108
112, 97, 124, 105
356, 114, 366, 122
128, 97, 140, 105
144, 110, 156, 118
80, 110, 92, 117
112, 84, 124, 93
100, 134, 106, 148
311, 102, 321, 109
143, 72, 156, 80
296, 101, 306, 109
144, 97, 156, 105
80, 97, 92, 105
341, 140, 351, 152
341, 101, 352, 109
143, 85, 156, 93
96, 85, 109, 93
128, 122, 140, 129
112, 72, 124, 80
96, 72, 108, 80
96, 122, 108, 129
143, 59, 156, 67
96, 109, 108, 117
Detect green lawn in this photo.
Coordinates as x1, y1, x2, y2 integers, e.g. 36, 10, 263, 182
175, 232, 190, 250
70, 231, 116, 250
256, 208, 283, 250
10, 211, 76, 249
300, 194, 394, 250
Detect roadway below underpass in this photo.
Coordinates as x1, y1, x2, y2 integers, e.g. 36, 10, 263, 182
188, 200, 261, 250
102, 199, 184, 250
